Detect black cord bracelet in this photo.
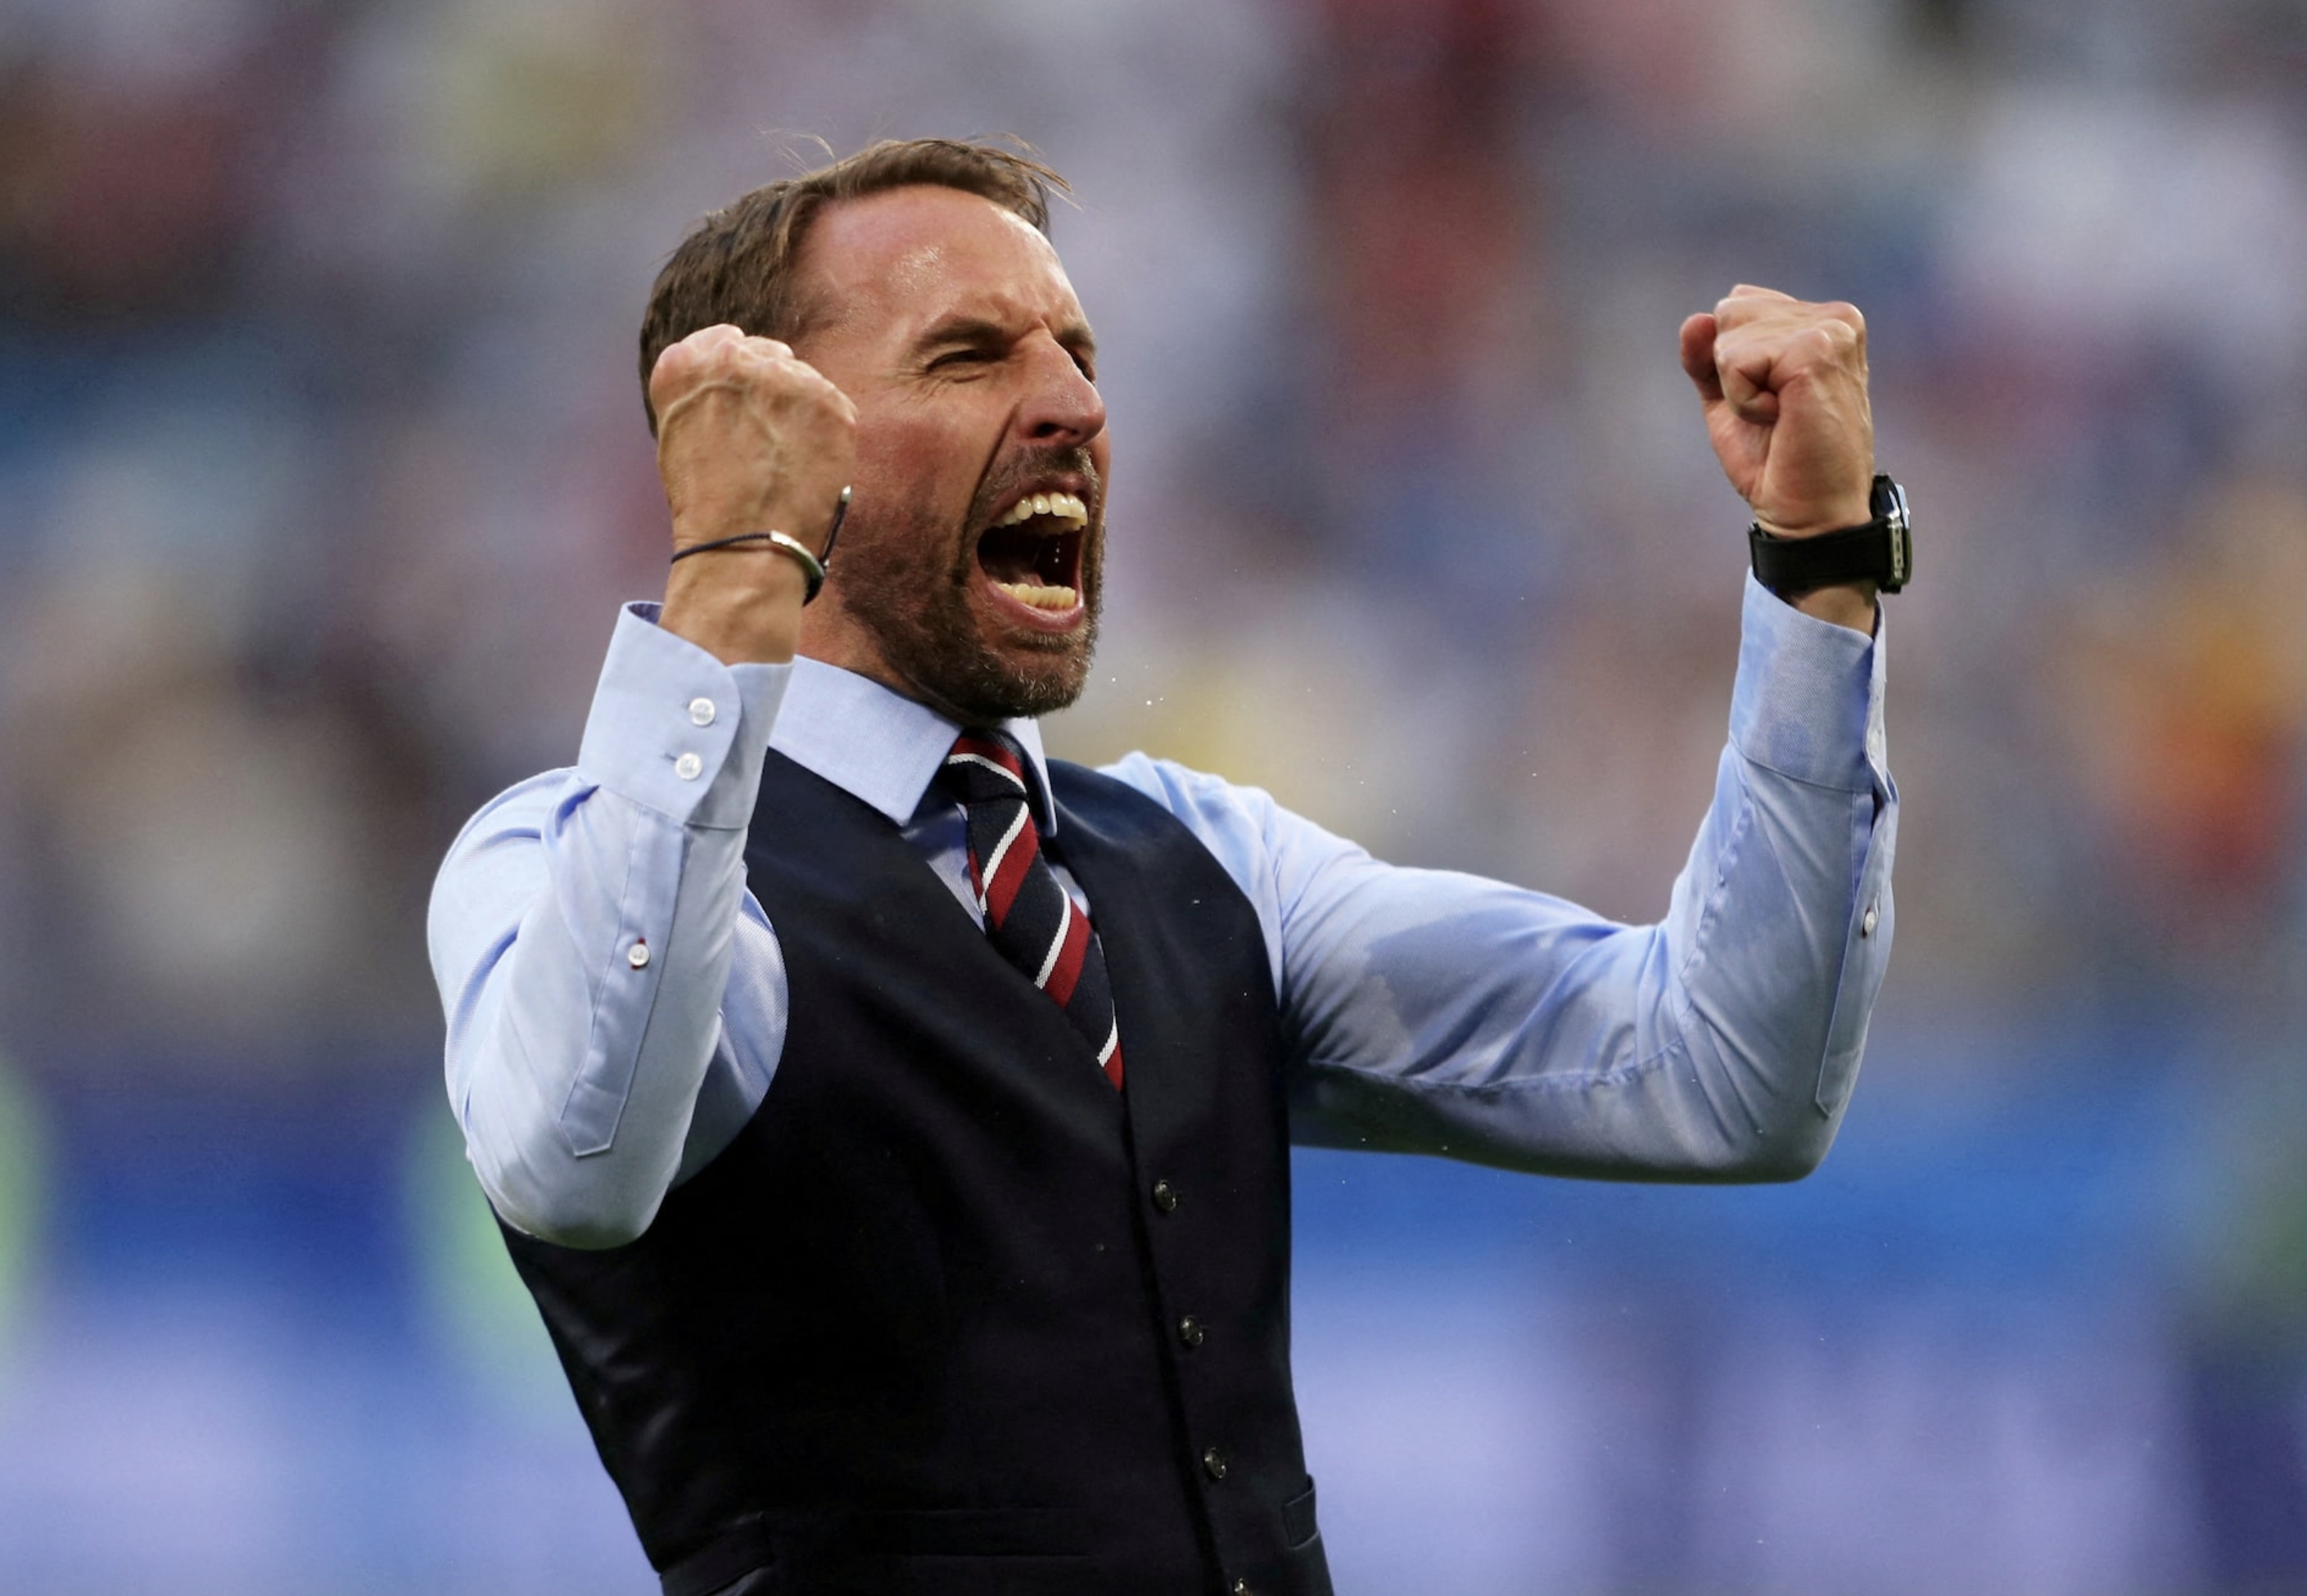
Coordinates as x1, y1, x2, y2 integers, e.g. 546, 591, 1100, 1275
667, 486, 851, 606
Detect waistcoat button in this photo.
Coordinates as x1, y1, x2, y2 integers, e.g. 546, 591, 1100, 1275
1151, 1179, 1179, 1213
1179, 1314, 1204, 1348
1202, 1445, 1228, 1481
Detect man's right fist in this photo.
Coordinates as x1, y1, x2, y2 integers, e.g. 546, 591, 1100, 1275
650, 323, 857, 561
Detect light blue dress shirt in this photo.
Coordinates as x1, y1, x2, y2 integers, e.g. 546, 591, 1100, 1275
429, 576, 1897, 1248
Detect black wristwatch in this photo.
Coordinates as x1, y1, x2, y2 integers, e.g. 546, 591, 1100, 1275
1749, 474, 1911, 597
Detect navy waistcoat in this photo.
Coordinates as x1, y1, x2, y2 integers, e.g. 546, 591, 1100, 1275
502, 751, 1332, 1595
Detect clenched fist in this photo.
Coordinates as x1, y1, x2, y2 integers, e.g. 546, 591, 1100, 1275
651, 324, 857, 663
1679, 286, 1877, 632
1679, 286, 1873, 538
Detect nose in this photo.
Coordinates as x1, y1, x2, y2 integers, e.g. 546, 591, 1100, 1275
1015, 334, 1105, 449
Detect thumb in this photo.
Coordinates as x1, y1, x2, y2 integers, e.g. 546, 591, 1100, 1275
1678, 313, 1724, 404
1716, 343, 1781, 424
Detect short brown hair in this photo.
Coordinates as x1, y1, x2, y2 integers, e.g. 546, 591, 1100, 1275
635, 138, 1068, 432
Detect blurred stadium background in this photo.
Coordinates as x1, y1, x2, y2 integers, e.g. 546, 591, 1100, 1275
2, 0, 2305, 1590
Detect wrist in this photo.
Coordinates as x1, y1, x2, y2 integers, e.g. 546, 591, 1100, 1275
1749, 473, 1910, 606
659, 485, 851, 665
661, 556, 806, 665
1753, 501, 1871, 540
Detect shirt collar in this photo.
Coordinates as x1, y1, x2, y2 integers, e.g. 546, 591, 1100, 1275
769, 656, 1056, 832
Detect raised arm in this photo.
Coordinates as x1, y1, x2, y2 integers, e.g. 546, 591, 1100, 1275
1108, 286, 1898, 1179
1110, 580, 1893, 1182
430, 328, 852, 1247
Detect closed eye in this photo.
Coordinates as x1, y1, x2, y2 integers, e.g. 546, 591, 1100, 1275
928, 347, 995, 372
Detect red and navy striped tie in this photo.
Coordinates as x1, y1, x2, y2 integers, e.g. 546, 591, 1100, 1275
941, 730, 1124, 1090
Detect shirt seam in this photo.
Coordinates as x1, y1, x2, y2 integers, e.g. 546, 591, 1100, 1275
561, 807, 654, 1155
1675, 764, 1751, 993
1296, 1026, 1695, 1100
1725, 741, 1878, 797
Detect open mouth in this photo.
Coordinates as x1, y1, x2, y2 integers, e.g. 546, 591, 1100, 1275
976, 490, 1090, 614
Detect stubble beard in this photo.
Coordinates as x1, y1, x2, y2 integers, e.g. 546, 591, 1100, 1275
834, 451, 1104, 726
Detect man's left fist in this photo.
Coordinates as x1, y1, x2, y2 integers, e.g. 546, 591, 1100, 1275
1679, 286, 1872, 539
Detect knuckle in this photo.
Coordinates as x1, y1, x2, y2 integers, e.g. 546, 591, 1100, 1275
649, 343, 699, 397
1791, 322, 1847, 361
797, 366, 856, 419
782, 365, 831, 408
1820, 319, 1862, 359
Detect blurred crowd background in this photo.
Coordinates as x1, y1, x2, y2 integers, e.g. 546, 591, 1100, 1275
2, 0, 2305, 1590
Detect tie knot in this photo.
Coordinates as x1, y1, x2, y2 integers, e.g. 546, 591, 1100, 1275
941, 729, 1034, 809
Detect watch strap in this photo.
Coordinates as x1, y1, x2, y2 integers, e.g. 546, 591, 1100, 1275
1749, 475, 1910, 597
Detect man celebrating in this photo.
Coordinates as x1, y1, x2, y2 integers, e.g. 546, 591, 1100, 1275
430, 138, 1899, 1596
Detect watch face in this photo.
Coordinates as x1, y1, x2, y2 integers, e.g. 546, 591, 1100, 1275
1872, 474, 1911, 591
1872, 474, 1909, 535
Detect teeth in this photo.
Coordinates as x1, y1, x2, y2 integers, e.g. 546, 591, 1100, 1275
995, 491, 1088, 528
995, 580, 1078, 611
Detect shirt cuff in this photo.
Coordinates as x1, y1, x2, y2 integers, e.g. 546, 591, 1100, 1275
576, 601, 791, 827
1727, 572, 1887, 795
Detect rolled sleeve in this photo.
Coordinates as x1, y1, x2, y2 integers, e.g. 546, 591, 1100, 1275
1729, 573, 1889, 800
1717, 574, 1896, 1124
432, 602, 788, 1245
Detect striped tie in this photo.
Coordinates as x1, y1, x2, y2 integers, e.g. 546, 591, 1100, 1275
941, 730, 1125, 1090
